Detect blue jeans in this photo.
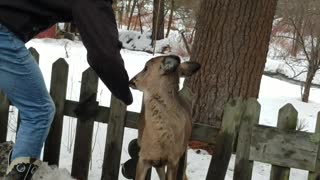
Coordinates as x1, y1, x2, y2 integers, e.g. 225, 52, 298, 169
0, 24, 55, 161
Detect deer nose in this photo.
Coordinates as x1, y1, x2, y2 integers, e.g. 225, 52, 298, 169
129, 78, 137, 89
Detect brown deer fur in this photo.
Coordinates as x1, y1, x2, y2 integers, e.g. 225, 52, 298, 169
129, 55, 200, 180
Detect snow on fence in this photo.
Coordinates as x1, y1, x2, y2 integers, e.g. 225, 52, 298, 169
0, 48, 218, 180
1, 48, 320, 180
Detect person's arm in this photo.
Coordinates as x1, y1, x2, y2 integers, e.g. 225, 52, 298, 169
72, 0, 133, 105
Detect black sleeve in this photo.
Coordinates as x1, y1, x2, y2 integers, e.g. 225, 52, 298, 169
72, 0, 132, 105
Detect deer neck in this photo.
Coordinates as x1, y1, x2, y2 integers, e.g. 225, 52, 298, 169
144, 89, 181, 109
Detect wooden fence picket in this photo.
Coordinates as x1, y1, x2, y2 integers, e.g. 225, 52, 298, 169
101, 96, 127, 180
43, 58, 69, 166
71, 68, 99, 180
206, 98, 245, 180
0, 91, 9, 143
308, 112, 320, 180
270, 104, 298, 180
234, 98, 261, 180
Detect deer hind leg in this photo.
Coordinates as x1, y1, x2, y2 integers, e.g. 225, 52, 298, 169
135, 159, 150, 180
156, 166, 166, 180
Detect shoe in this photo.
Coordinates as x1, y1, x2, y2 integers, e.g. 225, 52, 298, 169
5, 157, 41, 180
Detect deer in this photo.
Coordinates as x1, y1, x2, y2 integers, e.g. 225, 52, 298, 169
129, 55, 200, 180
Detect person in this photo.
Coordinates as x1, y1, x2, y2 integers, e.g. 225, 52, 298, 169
0, 0, 133, 179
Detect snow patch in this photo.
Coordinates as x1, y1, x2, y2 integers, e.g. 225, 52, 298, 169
32, 163, 74, 180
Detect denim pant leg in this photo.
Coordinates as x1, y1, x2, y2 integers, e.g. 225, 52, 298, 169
0, 24, 55, 161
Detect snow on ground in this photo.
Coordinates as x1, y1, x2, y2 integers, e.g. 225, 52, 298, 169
266, 46, 320, 85
5, 38, 320, 180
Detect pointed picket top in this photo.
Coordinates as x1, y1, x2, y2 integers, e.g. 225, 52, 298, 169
242, 98, 261, 124
221, 97, 245, 133
28, 47, 39, 63
82, 68, 98, 80
52, 58, 69, 68
278, 103, 298, 130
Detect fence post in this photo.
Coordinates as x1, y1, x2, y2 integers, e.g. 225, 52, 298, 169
71, 68, 98, 180
101, 96, 127, 180
0, 91, 10, 143
234, 98, 260, 180
308, 112, 320, 180
43, 58, 69, 165
270, 103, 298, 180
206, 98, 245, 180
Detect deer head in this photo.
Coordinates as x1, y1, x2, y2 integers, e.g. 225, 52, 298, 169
129, 55, 200, 95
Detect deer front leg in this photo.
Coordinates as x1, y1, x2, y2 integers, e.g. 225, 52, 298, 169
166, 163, 179, 180
135, 158, 149, 180
156, 166, 166, 180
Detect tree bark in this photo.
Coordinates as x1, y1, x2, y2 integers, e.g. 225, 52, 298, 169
126, 0, 133, 23
302, 68, 316, 102
184, 0, 278, 127
127, 0, 137, 30
152, 0, 165, 41
137, 0, 144, 34
166, 0, 175, 38
118, 0, 125, 28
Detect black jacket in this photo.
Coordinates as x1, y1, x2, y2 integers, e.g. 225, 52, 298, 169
0, 0, 133, 105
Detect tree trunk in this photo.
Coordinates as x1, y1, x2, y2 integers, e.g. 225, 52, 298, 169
302, 68, 315, 103
184, 0, 278, 127
126, 0, 133, 23
166, 0, 175, 38
291, 16, 303, 56
152, 0, 165, 41
137, 0, 144, 34
118, 0, 125, 28
127, 0, 137, 30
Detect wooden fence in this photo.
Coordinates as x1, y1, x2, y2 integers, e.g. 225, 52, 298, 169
206, 98, 320, 180
0, 48, 320, 180
0, 48, 218, 180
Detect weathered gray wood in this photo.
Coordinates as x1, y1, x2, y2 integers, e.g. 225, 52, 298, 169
191, 123, 219, 144
0, 91, 10, 143
63, 100, 219, 144
270, 103, 298, 180
234, 98, 260, 180
308, 112, 320, 180
250, 125, 318, 171
28, 47, 39, 64
206, 98, 245, 180
43, 59, 69, 166
71, 68, 98, 180
101, 96, 127, 180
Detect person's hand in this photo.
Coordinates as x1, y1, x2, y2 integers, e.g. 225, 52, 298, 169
113, 83, 133, 105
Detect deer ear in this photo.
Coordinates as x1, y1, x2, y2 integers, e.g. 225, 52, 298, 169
178, 62, 201, 77
160, 55, 181, 75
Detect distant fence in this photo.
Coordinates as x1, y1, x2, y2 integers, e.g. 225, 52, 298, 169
0, 48, 218, 180
0, 48, 320, 180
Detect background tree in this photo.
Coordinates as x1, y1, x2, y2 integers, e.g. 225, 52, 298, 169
271, 0, 320, 102
184, 0, 278, 128
152, 0, 165, 41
